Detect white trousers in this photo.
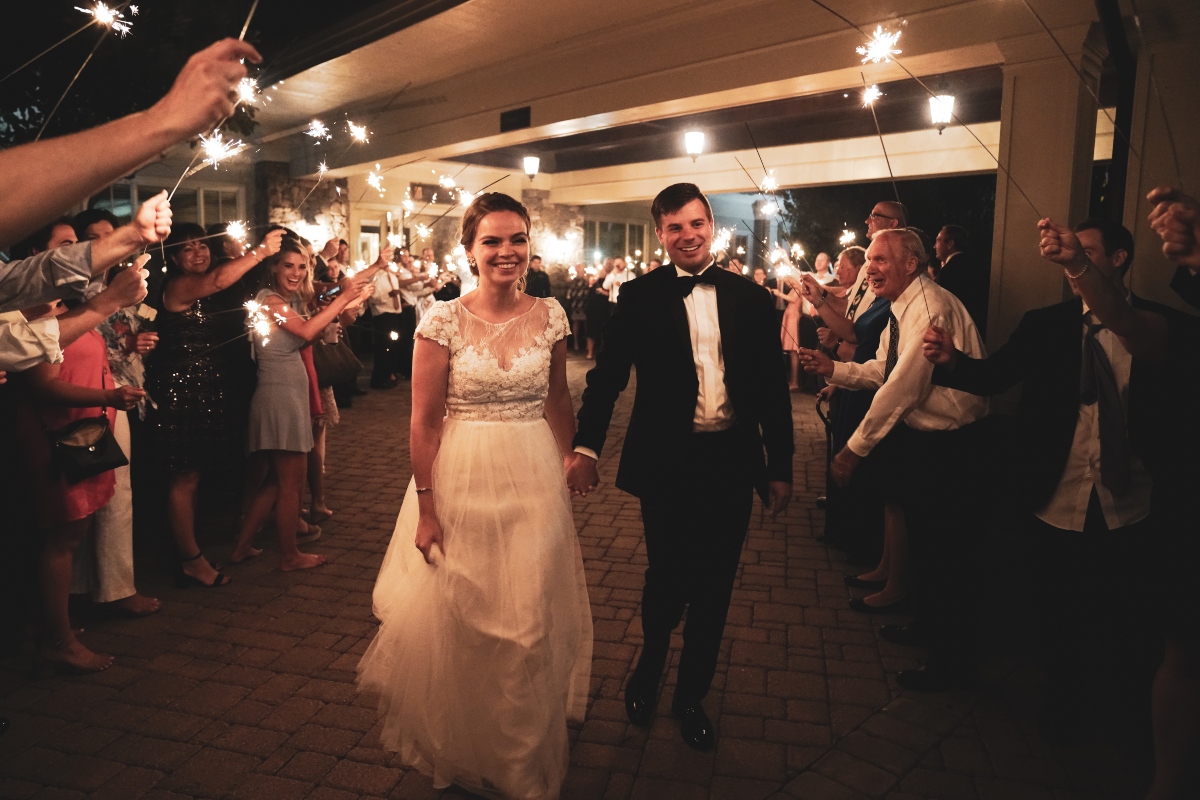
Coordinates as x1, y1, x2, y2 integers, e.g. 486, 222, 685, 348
71, 408, 136, 603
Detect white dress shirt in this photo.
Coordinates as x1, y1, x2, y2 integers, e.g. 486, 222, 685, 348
369, 268, 404, 316
0, 311, 62, 371
0, 241, 95, 313
398, 266, 434, 309
574, 262, 733, 462
829, 275, 989, 456
1035, 306, 1153, 532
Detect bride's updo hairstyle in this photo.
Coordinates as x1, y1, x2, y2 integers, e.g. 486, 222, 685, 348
460, 192, 532, 277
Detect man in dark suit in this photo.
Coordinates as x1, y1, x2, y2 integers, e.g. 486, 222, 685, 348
934, 225, 990, 337
523, 254, 552, 298
566, 183, 793, 751
922, 218, 1180, 739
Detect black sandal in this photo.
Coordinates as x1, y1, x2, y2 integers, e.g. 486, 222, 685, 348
177, 553, 231, 588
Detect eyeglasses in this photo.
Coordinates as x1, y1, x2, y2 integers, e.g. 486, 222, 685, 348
867, 212, 896, 221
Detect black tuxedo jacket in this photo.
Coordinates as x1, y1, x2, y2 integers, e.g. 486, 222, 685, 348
936, 251, 991, 337
574, 264, 794, 501
932, 296, 1181, 514
1170, 264, 1200, 312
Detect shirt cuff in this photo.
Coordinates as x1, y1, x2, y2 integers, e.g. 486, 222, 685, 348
573, 446, 598, 461
50, 241, 95, 298
846, 430, 872, 457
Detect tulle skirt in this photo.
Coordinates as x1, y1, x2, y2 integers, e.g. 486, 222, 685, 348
357, 417, 592, 800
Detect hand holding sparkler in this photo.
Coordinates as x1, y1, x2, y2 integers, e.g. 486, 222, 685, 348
249, 229, 285, 263
798, 273, 828, 306
1036, 218, 1087, 273
130, 190, 172, 246
88, 198, 170, 275
797, 347, 835, 377
150, 38, 262, 140
921, 325, 958, 368
1147, 186, 1200, 269
98, 254, 151, 312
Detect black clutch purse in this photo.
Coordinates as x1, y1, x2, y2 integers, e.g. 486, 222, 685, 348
311, 338, 363, 388
46, 413, 128, 484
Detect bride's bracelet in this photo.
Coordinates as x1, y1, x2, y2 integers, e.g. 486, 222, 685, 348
415, 486, 434, 495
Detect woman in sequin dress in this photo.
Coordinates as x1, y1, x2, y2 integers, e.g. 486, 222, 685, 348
144, 224, 283, 587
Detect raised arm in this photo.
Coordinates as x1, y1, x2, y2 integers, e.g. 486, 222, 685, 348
0, 39, 261, 250
166, 229, 283, 310
264, 274, 369, 344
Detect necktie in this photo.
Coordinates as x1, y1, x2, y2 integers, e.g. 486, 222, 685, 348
883, 312, 900, 381
1080, 319, 1132, 494
676, 269, 721, 297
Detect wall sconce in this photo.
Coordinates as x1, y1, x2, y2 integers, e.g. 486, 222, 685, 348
929, 94, 955, 134
523, 156, 540, 181
684, 131, 705, 162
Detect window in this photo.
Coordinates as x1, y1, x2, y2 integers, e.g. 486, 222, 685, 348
87, 182, 244, 228
583, 220, 647, 262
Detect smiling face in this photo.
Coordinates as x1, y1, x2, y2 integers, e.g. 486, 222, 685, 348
655, 198, 713, 273
83, 220, 114, 241
814, 252, 831, 274
467, 211, 530, 291
273, 249, 310, 296
866, 203, 900, 238
864, 233, 918, 302
172, 238, 211, 275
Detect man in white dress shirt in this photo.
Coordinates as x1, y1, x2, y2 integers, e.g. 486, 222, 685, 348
800, 228, 990, 690
570, 184, 793, 751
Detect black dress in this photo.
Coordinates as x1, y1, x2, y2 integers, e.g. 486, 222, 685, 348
585, 283, 611, 339
144, 286, 243, 474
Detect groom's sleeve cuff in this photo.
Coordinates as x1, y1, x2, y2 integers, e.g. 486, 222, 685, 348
573, 446, 598, 461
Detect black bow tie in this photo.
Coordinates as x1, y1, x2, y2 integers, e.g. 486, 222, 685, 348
676, 269, 721, 297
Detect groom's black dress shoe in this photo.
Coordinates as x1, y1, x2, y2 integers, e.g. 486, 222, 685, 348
671, 700, 714, 751
624, 683, 656, 727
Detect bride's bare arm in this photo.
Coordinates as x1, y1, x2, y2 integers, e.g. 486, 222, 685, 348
544, 339, 576, 459
411, 335, 450, 563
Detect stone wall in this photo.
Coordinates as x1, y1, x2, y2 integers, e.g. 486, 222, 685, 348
522, 188, 584, 269
254, 161, 350, 246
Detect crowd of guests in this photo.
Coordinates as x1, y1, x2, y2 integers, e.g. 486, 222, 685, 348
783, 192, 1200, 798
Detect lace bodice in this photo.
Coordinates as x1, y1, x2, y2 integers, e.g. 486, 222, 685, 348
416, 297, 569, 421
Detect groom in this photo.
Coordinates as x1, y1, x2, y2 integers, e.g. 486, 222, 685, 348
567, 183, 793, 751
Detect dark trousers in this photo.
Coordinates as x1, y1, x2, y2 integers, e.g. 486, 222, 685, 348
371, 311, 403, 386
1022, 496, 1157, 707
634, 428, 755, 705
397, 307, 416, 378
878, 421, 990, 670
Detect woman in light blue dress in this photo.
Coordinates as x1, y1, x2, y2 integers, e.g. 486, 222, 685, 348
230, 237, 369, 571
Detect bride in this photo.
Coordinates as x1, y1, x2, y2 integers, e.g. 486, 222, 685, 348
357, 192, 593, 799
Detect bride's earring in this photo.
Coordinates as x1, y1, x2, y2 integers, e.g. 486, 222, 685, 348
467, 256, 478, 271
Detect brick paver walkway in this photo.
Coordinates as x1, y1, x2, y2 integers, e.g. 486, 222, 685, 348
0, 355, 1150, 799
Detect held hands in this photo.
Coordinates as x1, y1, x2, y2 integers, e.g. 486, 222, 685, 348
766, 481, 792, 520
565, 452, 600, 497
131, 192, 172, 246
797, 347, 834, 377
414, 515, 444, 565
921, 325, 956, 368
1037, 218, 1086, 270
1147, 186, 1200, 269
106, 385, 147, 411
831, 447, 862, 488
152, 39, 263, 138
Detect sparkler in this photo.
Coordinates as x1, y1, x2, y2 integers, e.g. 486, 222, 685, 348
226, 221, 248, 244
839, 229, 857, 246
347, 122, 369, 143
759, 171, 778, 194
295, 161, 329, 212
458, 189, 475, 207
415, 224, 431, 240
862, 84, 883, 107
386, 232, 405, 249
861, 73, 900, 204
791, 243, 805, 262
306, 120, 331, 141
856, 25, 901, 64
245, 300, 273, 346
76, 3, 133, 36
366, 168, 385, 197
438, 175, 457, 190
199, 130, 246, 169
712, 227, 734, 253
235, 77, 258, 106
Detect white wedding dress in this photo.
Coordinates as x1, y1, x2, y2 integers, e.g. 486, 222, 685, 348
357, 296, 593, 800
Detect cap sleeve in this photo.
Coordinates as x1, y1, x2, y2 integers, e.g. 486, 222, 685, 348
415, 300, 456, 348
545, 298, 570, 344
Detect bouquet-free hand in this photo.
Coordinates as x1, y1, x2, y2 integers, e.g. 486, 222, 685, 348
797, 347, 834, 377
107, 385, 147, 411
124, 331, 159, 355
151, 39, 263, 138
1147, 186, 1200, 269
414, 515, 444, 565
131, 192, 173, 246
921, 325, 956, 367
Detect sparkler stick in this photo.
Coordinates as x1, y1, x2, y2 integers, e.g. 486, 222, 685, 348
34, 29, 107, 141
427, 174, 509, 227
1, 21, 93, 85
805, 0, 1045, 220
861, 72, 900, 203
238, 0, 260, 41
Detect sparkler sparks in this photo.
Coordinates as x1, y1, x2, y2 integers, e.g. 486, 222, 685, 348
366, 170, 385, 196
245, 300, 273, 346
415, 224, 431, 240
791, 243, 805, 262
458, 189, 475, 207
856, 26, 902, 64
347, 121, 369, 143
76, 3, 133, 36
761, 199, 779, 216
862, 84, 883, 107
712, 227, 734, 253
317, 160, 328, 176
198, 131, 246, 169
226, 221, 248, 243
438, 175, 457, 190
759, 170, 778, 193
386, 232, 405, 248
235, 77, 258, 106
839, 229, 857, 246
306, 120, 331, 141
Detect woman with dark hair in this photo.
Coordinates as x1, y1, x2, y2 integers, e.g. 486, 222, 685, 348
229, 238, 368, 571
357, 192, 591, 800
144, 224, 283, 587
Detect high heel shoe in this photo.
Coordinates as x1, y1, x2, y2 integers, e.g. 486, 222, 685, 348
177, 553, 230, 588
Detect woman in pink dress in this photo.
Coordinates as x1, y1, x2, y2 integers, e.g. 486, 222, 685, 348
17, 329, 144, 672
